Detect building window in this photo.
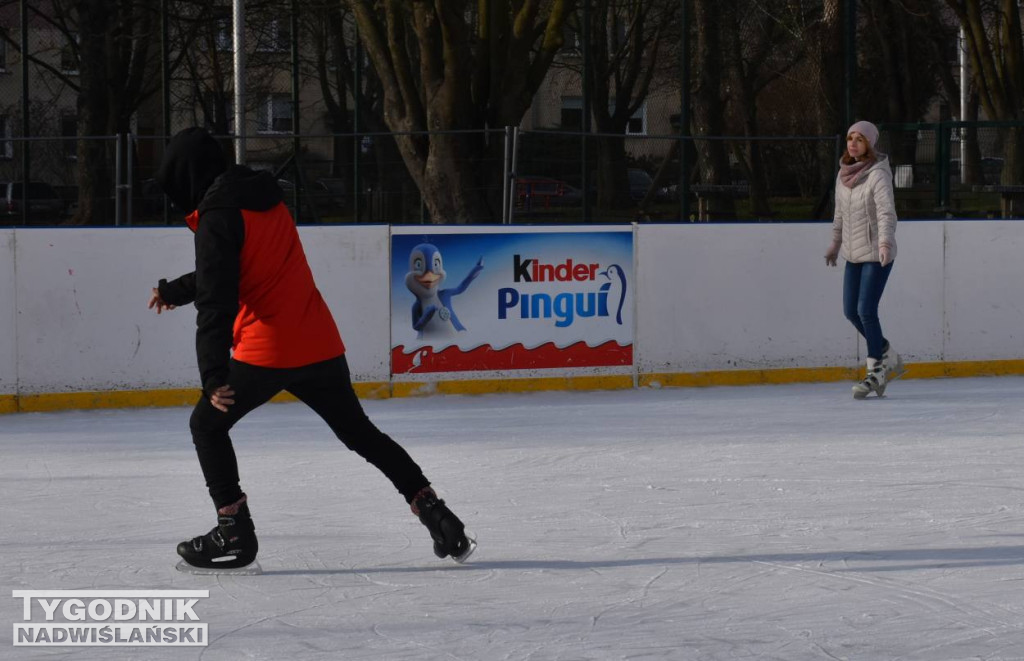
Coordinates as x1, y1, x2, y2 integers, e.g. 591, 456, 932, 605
256, 94, 292, 133
560, 96, 583, 131
203, 92, 234, 133
0, 116, 11, 159
256, 18, 290, 52
61, 114, 77, 160
625, 102, 646, 135
211, 16, 232, 52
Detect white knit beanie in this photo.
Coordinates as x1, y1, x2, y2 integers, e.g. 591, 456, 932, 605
847, 121, 879, 148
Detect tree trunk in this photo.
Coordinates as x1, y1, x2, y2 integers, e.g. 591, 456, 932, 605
946, 0, 1024, 191
349, 0, 572, 224
1003, 127, 1024, 188
69, 0, 113, 225
692, 0, 733, 218
810, 0, 844, 220
593, 117, 633, 209
416, 133, 493, 223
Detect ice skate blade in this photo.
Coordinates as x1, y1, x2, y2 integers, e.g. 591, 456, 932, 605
852, 387, 885, 400
175, 559, 263, 575
451, 535, 477, 564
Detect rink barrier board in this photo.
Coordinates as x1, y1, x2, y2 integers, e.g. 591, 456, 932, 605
640, 359, 1024, 389
639, 366, 860, 388
6, 359, 1024, 413
5, 222, 1024, 414
1, 382, 391, 414
388, 374, 635, 398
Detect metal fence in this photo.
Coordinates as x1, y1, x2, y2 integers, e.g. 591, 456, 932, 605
0, 121, 1020, 227
878, 121, 1019, 219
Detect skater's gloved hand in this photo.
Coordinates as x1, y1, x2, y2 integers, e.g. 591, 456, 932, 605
148, 287, 176, 314
209, 384, 235, 413
879, 244, 891, 267
824, 241, 840, 267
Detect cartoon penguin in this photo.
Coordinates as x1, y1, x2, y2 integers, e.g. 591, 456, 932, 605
600, 264, 628, 325
405, 243, 484, 339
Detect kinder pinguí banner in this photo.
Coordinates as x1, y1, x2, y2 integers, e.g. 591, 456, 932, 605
391, 226, 633, 374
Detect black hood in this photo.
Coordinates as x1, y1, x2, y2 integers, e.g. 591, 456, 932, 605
155, 127, 284, 216
200, 165, 283, 214
155, 127, 228, 213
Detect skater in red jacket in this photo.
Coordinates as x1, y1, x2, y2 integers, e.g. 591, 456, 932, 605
148, 127, 474, 571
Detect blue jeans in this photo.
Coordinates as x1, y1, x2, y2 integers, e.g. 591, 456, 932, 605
843, 261, 893, 360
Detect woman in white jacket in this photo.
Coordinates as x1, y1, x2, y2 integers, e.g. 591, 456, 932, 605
825, 121, 905, 398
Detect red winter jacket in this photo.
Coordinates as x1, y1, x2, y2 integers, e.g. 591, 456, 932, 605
156, 129, 343, 393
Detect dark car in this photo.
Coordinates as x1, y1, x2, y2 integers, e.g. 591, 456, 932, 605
1, 181, 65, 223
515, 176, 583, 210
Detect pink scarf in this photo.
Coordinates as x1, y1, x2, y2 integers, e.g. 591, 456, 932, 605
839, 157, 875, 188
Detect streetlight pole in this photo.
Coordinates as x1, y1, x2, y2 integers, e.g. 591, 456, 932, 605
233, 0, 246, 164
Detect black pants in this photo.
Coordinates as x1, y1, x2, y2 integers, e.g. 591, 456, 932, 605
189, 355, 430, 509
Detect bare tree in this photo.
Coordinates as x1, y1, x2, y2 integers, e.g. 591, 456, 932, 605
566, 0, 679, 210
0, 0, 159, 223
723, 0, 811, 217
347, 0, 575, 223
945, 0, 1024, 186
300, 2, 414, 221
858, 0, 955, 171
692, 0, 732, 217
0, 0, 216, 224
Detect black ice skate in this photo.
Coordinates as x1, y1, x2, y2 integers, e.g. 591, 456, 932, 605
413, 489, 477, 564
176, 500, 261, 574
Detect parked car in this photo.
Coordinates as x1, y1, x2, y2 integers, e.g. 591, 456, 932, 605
627, 168, 675, 203
515, 175, 583, 210
584, 168, 675, 204
1, 181, 65, 222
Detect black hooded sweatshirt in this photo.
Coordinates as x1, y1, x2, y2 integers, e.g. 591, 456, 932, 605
155, 128, 344, 394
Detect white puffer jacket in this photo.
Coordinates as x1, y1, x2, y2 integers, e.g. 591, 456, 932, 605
832, 155, 898, 263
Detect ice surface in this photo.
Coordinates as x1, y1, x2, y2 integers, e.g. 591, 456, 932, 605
175, 560, 264, 576
4, 377, 1024, 659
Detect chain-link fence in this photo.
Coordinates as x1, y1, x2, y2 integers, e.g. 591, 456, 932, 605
1, 121, 1021, 227
879, 122, 1020, 219
513, 131, 844, 223
0, 136, 118, 227
4, 3, 1018, 226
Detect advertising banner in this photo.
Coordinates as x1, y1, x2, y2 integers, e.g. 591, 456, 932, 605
391, 226, 634, 374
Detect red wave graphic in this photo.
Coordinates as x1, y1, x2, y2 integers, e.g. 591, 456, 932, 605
392, 341, 633, 373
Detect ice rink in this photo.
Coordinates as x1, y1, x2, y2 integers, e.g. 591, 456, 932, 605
4, 376, 1024, 660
